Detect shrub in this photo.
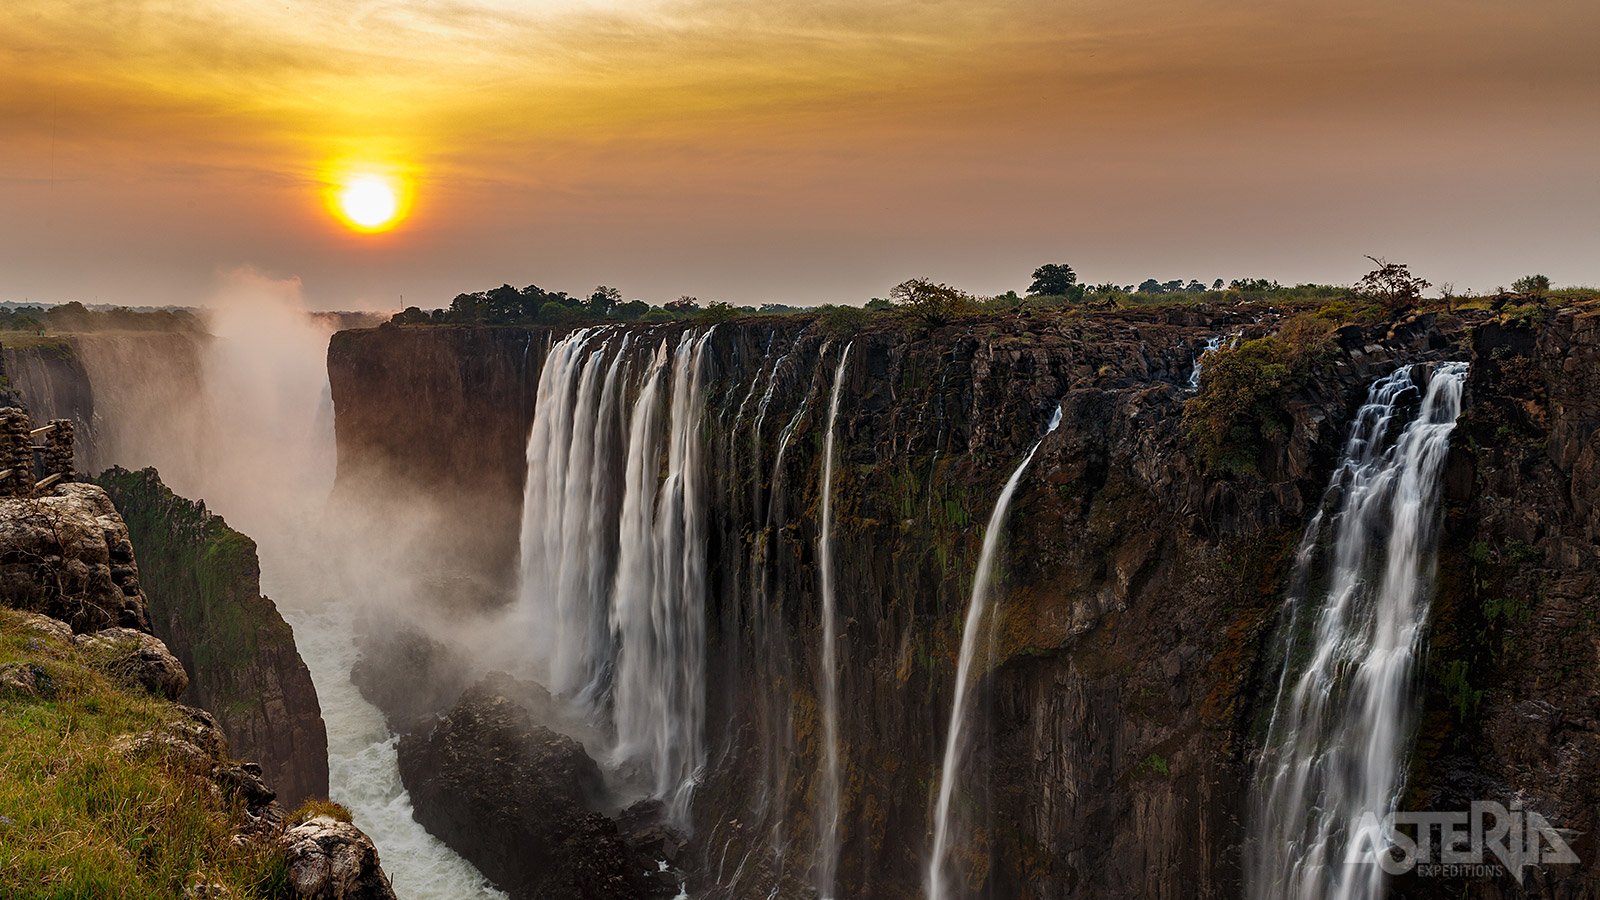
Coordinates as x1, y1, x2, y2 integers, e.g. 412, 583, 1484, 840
1511, 274, 1550, 296
1183, 337, 1296, 476
290, 798, 354, 825
889, 278, 974, 325
1278, 314, 1339, 365
817, 304, 872, 335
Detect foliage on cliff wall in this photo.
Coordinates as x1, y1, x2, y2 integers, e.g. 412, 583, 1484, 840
93, 467, 272, 680
0, 610, 290, 899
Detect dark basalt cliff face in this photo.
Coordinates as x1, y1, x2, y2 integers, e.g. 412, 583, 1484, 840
328, 306, 1600, 898
94, 466, 330, 809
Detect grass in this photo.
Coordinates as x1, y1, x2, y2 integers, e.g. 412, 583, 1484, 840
0, 610, 291, 899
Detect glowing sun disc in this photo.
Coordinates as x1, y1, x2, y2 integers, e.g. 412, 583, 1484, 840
338, 177, 400, 230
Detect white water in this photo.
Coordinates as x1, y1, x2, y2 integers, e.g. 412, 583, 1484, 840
1186, 334, 1223, 391
22, 276, 503, 900
286, 605, 507, 899
814, 342, 851, 899
927, 404, 1063, 900
1248, 361, 1468, 900
515, 328, 713, 825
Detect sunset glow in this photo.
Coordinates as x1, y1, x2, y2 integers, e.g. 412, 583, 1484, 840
333, 176, 405, 234
0, 0, 1595, 307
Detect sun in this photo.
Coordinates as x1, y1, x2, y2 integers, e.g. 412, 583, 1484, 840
328, 173, 409, 233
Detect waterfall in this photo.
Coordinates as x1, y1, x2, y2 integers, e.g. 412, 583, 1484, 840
1186, 334, 1223, 391
1248, 361, 1468, 900
814, 341, 851, 899
611, 330, 713, 821
516, 329, 630, 701
927, 403, 1063, 900
516, 327, 713, 824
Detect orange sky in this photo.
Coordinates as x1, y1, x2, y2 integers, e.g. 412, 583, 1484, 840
1, 0, 1596, 309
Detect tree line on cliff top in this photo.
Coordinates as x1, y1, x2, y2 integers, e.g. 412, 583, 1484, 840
388, 260, 1571, 331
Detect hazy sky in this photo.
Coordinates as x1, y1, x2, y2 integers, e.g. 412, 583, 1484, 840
2, 0, 1596, 310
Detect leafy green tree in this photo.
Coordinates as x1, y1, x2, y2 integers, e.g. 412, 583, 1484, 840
1229, 278, 1281, 292
537, 301, 576, 325
389, 306, 430, 325
864, 298, 893, 311
1212, 279, 1225, 290
448, 292, 486, 323
698, 301, 738, 324
1511, 274, 1550, 296
611, 300, 650, 321
641, 307, 676, 323
1138, 279, 1164, 294
890, 278, 973, 325
1027, 263, 1078, 298
587, 285, 622, 317
665, 296, 699, 315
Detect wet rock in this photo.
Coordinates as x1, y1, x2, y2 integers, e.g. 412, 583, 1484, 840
397, 673, 677, 900
351, 622, 473, 734
279, 816, 397, 900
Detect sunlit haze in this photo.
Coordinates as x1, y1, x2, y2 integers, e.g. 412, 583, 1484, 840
1, 0, 1596, 309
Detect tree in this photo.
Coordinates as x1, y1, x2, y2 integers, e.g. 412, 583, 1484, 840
665, 296, 700, 314
1512, 274, 1550, 296
1212, 279, 1225, 290
890, 278, 973, 325
611, 300, 649, 321
1185, 280, 1206, 293
389, 306, 430, 325
484, 284, 531, 322
864, 297, 893, 312
1138, 279, 1164, 294
448, 292, 486, 323
587, 285, 622, 317
1027, 263, 1078, 298
698, 301, 738, 324
1355, 256, 1430, 314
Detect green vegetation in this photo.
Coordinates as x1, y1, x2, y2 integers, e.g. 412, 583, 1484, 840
95, 468, 266, 678
1511, 274, 1550, 296
0, 301, 201, 335
889, 278, 976, 325
289, 798, 353, 825
1182, 315, 1336, 477
1025, 263, 1085, 303
0, 611, 290, 899
1137, 752, 1171, 777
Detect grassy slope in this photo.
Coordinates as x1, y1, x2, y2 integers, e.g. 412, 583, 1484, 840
0, 610, 290, 899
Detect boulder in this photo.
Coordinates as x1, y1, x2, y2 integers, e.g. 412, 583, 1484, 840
0, 482, 150, 631
279, 816, 397, 900
397, 673, 677, 900
76, 626, 189, 700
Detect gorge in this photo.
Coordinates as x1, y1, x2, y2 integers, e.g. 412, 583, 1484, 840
3, 296, 1598, 899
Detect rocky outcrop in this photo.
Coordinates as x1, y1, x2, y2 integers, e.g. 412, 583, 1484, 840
75, 626, 190, 700
281, 816, 398, 900
95, 466, 329, 809
0, 482, 150, 632
396, 672, 679, 900
351, 622, 474, 734
329, 304, 1600, 899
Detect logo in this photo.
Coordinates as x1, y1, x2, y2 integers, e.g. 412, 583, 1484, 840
1344, 802, 1580, 881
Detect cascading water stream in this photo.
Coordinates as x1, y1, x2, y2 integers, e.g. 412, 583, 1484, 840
1248, 361, 1468, 900
1187, 334, 1224, 391
814, 342, 851, 899
516, 327, 713, 825
927, 403, 1063, 900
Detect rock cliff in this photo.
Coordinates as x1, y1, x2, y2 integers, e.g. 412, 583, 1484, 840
94, 466, 330, 809
326, 303, 1600, 898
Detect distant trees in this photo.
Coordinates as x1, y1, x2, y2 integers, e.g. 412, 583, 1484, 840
1027, 264, 1083, 301
1229, 278, 1281, 292
864, 298, 893, 312
890, 278, 973, 325
665, 296, 700, 314
586, 285, 622, 317
1512, 274, 1551, 296
1355, 257, 1430, 314
1212, 279, 1225, 290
